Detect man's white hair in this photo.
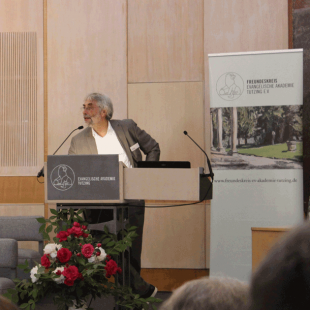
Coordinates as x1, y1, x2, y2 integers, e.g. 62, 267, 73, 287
84, 92, 114, 120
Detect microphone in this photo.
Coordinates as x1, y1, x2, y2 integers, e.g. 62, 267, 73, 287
37, 126, 84, 178
184, 131, 214, 181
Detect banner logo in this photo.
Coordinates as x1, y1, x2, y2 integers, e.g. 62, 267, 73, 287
50, 164, 75, 191
216, 72, 244, 101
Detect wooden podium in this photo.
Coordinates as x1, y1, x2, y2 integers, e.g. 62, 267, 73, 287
45, 155, 212, 204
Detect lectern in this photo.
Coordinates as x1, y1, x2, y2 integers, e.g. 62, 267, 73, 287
45, 154, 212, 204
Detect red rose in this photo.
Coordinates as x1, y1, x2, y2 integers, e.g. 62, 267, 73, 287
73, 222, 80, 227
63, 265, 79, 282
67, 226, 83, 237
81, 244, 94, 258
57, 248, 72, 263
77, 253, 81, 257
105, 259, 118, 278
64, 278, 75, 286
56, 270, 62, 275
82, 233, 89, 238
97, 243, 101, 247
56, 231, 69, 242
82, 225, 87, 230
117, 267, 122, 274
41, 254, 51, 269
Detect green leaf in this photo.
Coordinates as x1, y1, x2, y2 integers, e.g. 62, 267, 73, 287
108, 250, 119, 255
42, 232, 50, 241
102, 238, 111, 244
7, 288, 16, 294
128, 226, 138, 231
2, 292, 11, 300
39, 224, 46, 233
32, 290, 37, 299
107, 241, 115, 247
36, 218, 46, 224
50, 209, 59, 215
12, 295, 19, 304
76, 215, 84, 221
20, 303, 29, 309
104, 225, 109, 234
46, 225, 53, 233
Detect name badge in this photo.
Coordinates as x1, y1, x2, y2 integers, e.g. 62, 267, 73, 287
130, 143, 140, 152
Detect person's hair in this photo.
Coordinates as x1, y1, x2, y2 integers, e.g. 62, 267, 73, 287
249, 222, 310, 310
84, 92, 114, 120
160, 276, 249, 310
0, 295, 20, 310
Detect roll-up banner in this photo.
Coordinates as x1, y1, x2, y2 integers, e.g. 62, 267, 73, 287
208, 49, 303, 281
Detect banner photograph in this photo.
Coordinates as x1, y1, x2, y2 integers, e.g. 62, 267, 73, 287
208, 49, 304, 281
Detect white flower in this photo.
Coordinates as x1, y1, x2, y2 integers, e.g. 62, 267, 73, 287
96, 247, 107, 262
30, 265, 41, 283
88, 247, 107, 263
44, 243, 62, 259
52, 267, 65, 284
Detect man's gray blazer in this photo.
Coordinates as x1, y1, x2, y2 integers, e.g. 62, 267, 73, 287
68, 119, 160, 167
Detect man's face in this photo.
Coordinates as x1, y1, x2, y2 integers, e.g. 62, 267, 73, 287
82, 99, 106, 126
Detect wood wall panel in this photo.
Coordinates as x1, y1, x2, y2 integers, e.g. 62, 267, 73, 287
0, 177, 44, 203
47, 0, 127, 155
128, 82, 206, 268
0, 0, 44, 176
128, 0, 204, 83
0, 32, 38, 175
204, 0, 288, 55
128, 82, 205, 166
0, 0, 43, 32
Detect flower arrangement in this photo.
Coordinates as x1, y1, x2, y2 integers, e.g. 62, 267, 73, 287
4, 209, 161, 310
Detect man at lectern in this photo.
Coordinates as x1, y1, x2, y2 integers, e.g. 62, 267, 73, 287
68, 92, 160, 299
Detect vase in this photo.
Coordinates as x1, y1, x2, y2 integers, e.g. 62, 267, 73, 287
68, 299, 87, 310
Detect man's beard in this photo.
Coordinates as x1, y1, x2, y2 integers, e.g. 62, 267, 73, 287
85, 118, 93, 127
85, 114, 101, 127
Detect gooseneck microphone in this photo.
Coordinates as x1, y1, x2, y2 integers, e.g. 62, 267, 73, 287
37, 125, 84, 178
184, 131, 214, 181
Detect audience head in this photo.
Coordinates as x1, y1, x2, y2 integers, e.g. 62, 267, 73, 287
249, 222, 310, 310
0, 295, 20, 310
160, 276, 249, 310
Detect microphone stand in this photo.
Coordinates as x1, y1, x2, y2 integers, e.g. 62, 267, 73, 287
37, 126, 84, 178
183, 130, 214, 182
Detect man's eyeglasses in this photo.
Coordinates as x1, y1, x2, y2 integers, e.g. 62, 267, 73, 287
81, 106, 95, 111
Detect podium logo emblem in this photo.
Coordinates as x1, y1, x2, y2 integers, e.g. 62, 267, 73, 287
216, 72, 244, 101
50, 164, 75, 191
